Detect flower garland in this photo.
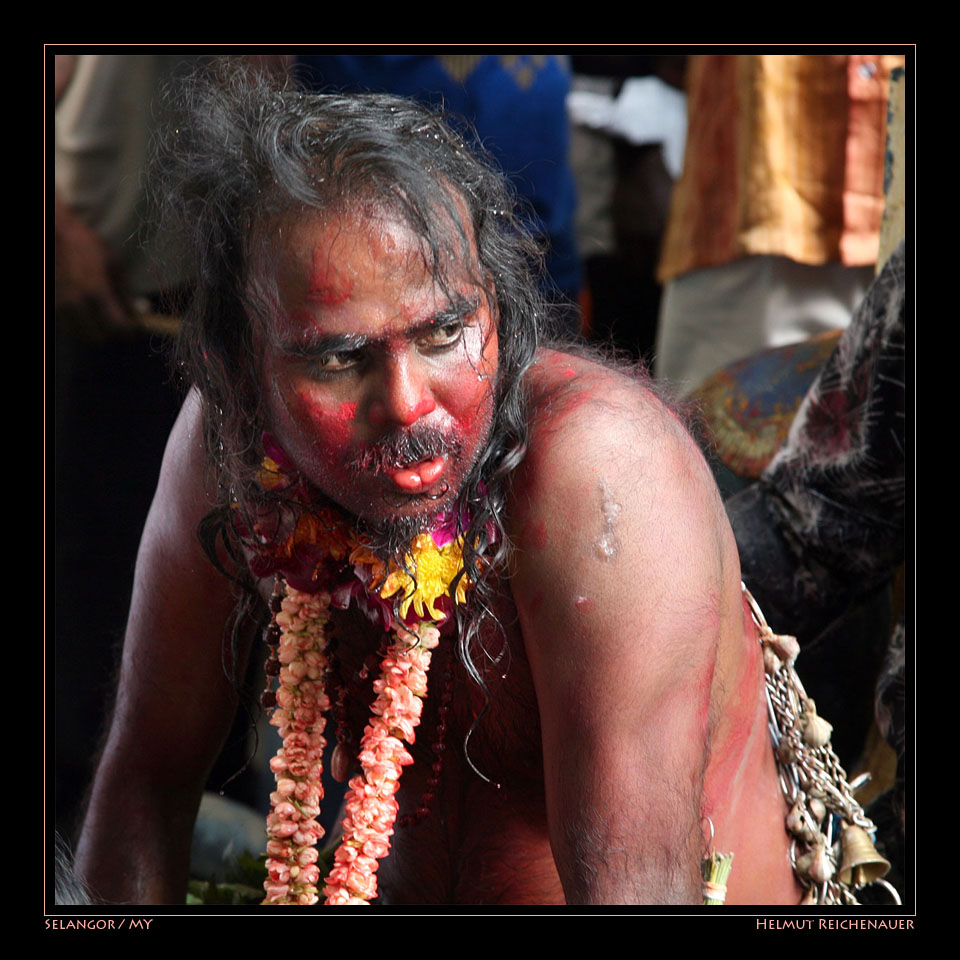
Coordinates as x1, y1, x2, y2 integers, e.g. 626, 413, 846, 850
263, 584, 330, 905
325, 620, 441, 904
252, 438, 473, 906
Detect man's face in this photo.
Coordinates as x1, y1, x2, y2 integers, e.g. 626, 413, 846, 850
260, 207, 499, 533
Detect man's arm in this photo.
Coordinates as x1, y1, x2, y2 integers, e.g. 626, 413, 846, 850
511, 366, 739, 904
74, 394, 251, 904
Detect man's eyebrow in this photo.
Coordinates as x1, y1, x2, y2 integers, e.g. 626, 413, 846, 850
280, 332, 369, 358
414, 294, 480, 331
279, 295, 480, 357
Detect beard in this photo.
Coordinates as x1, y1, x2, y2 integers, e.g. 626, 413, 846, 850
346, 423, 467, 564
358, 509, 441, 565
346, 424, 462, 478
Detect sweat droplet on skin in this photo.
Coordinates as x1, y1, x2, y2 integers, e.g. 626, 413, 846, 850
594, 479, 622, 562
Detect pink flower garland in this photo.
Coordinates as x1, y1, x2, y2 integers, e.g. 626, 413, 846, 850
324, 621, 440, 904
263, 588, 332, 905
262, 584, 441, 906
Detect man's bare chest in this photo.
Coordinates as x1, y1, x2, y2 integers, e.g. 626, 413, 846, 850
319, 601, 560, 904
325, 600, 544, 793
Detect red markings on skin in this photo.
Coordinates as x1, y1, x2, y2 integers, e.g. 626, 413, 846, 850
693, 656, 716, 743
547, 389, 593, 426
518, 518, 548, 551
702, 596, 767, 806
574, 595, 596, 613
543, 354, 579, 378
702, 696, 762, 814
288, 309, 318, 328
307, 281, 353, 306
264, 211, 499, 525
295, 394, 352, 448
308, 250, 353, 305
454, 407, 478, 431
405, 395, 437, 424
530, 520, 548, 550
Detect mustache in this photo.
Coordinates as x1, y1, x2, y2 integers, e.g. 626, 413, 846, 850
347, 426, 462, 476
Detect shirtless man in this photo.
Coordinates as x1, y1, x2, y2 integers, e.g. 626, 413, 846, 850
75, 73, 801, 906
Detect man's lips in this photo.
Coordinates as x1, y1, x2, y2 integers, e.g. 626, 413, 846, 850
384, 455, 447, 492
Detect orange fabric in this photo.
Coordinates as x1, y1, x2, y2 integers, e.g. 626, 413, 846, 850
658, 54, 904, 283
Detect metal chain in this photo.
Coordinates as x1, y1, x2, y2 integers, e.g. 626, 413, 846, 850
744, 586, 898, 905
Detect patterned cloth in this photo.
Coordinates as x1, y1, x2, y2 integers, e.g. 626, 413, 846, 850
727, 241, 905, 634
726, 241, 906, 882
693, 330, 842, 481
658, 54, 904, 284
763, 241, 905, 590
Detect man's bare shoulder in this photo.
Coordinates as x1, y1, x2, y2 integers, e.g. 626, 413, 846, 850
508, 346, 739, 657
141, 391, 224, 554
507, 351, 742, 903
515, 348, 721, 530
130, 390, 239, 624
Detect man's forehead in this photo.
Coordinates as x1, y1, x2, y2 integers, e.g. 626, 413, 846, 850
272, 210, 474, 312
260, 205, 488, 346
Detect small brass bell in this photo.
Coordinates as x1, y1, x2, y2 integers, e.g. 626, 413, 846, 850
837, 824, 891, 886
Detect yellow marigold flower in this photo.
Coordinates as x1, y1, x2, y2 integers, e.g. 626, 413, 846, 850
257, 456, 287, 491
378, 534, 469, 621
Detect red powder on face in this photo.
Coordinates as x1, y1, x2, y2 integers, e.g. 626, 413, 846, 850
308, 282, 353, 305
308, 248, 354, 305
562, 368, 576, 378
295, 395, 352, 448
265, 211, 499, 526
451, 404, 478, 432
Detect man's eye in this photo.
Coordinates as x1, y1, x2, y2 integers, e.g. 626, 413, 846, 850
423, 321, 464, 349
312, 351, 361, 374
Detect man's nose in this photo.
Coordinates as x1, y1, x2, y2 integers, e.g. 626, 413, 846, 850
367, 355, 436, 428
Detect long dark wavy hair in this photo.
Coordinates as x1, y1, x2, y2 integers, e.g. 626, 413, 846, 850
155, 63, 546, 698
